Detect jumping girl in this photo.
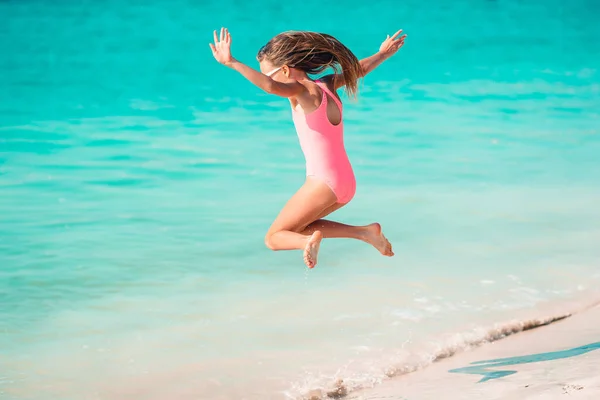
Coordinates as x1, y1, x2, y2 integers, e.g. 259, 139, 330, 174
209, 28, 406, 269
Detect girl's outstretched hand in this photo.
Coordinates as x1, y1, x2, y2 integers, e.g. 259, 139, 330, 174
378, 29, 407, 57
209, 27, 233, 65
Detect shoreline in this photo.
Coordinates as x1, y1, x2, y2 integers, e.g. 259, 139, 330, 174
301, 295, 600, 400
342, 301, 600, 399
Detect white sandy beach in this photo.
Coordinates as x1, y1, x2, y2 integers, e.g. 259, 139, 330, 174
339, 303, 600, 400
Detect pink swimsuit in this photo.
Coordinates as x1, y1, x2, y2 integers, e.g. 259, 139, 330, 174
291, 80, 356, 204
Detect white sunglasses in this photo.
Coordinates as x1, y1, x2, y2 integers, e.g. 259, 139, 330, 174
265, 67, 282, 77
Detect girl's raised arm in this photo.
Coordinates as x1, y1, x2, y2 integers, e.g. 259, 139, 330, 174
324, 29, 407, 90
210, 28, 305, 98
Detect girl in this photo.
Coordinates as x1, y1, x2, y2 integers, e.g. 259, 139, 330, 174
210, 28, 406, 269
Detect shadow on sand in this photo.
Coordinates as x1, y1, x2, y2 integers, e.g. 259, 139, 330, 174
449, 342, 600, 382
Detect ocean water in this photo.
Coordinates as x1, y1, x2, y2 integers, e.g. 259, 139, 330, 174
1, 0, 600, 399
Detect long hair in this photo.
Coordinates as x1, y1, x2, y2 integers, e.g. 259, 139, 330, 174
257, 31, 362, 98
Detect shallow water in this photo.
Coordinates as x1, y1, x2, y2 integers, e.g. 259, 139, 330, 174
1, 0, 600, 399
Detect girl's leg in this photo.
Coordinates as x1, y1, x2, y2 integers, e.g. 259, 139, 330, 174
265, 178, 338, 267
266, 183, 394, 268
300, 203, 394, 256
297, 201, 366, 240
266, 180, 366, 252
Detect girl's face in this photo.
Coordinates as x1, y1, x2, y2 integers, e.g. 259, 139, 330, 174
259, 59, 288, 82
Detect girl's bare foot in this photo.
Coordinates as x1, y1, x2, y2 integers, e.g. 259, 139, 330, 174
363, 223, 394, 256
303, 231, 323, 268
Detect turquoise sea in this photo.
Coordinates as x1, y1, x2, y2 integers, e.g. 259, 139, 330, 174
1, 1, 599, 399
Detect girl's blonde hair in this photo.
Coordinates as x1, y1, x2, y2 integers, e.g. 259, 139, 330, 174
257, 31, 362, 97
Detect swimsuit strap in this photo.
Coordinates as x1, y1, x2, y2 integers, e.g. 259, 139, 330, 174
315, 80, 343, 112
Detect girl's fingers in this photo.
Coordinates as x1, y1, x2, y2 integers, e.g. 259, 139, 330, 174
220, 27, 225, 42
213, 30, 218, 44
390, 29, 403, 40
394, 37, 406, 48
